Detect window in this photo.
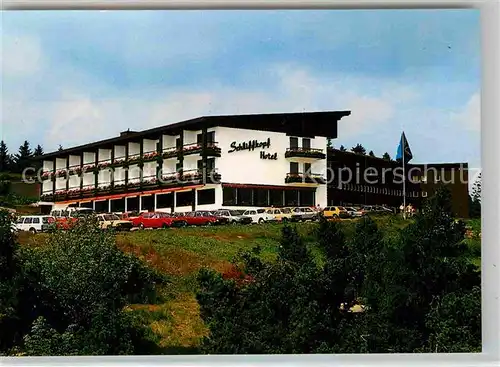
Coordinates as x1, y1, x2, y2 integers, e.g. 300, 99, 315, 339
270, 189, 284, 207
285, 190, 299, 206
157, 193, 174, 209
290, 162, 299, 174
33, 217, 40, 224
95, 200, 108, 213
17, 217, 25, 224
141, 195, 154, 211
290, 137, 299, 149
254, 189, 269, 207
299, 189, 315, 206
110, 198, 125, 213
422, 191, 428, 198
223, 187, 237, 206
237, 188, 253, 206
176, 191, 193, 207
176, 162, 182, 172
257, 209, 265, 214
176, 138, 182, 149
25, 217, 33, 224
197, 189, 216, 205
207, 158, 215, 170
127, 197, 139, 211
197, 133, 203, 145
304, 163, 312, 174
302, 138, 311, 149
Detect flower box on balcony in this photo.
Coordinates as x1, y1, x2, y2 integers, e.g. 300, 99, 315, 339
128, 156, 142, 165
182, 144, 202, 156
160, 173, 179, 183
98, 162, 112, 170
41, 171, 54, 180
97, 185, 111, 194
162, 148, 178, 159
68, 167, 82, 176
285, 148, 326, 160
82, 164, 96, 173
55, 169, 68, 178
67, 189, 81, 198
40, 194, 54, 202
142, 151, 159, 162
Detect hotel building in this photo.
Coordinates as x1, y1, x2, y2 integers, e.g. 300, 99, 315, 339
37, 111, 351, 213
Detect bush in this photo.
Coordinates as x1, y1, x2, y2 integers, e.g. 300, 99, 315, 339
0, 214, 168, 356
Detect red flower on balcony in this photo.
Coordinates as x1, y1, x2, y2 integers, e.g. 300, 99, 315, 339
113, 158, 125, 165
98, 162, 111, 169
55, 169, 67, 177
41, 171, 53, 179
82, 164, 96, 172
143, 151, 159, 160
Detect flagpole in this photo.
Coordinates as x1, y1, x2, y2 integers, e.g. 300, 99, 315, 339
402, 133, 406, 220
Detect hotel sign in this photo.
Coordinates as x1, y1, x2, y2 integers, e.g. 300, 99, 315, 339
228, 138, 278, 160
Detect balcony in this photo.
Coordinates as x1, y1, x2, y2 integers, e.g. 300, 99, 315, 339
182, 142, 222, 157
181, 168, 221, 184
285, 147, 326, 160
285, 172, 326, 184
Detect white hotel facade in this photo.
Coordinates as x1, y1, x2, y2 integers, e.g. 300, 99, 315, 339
38, 111, 351, 213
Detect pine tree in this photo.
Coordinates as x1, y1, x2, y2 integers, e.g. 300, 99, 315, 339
0, 141, 12, 172
339, 145, 347, 152
382, 152, 391, 160
33, 145, 44, 157
368, 150, 375, 157
13, 141, 34, 173
351, 144, 366, 155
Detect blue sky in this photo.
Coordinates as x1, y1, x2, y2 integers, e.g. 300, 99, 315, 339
1, 9, 480, 181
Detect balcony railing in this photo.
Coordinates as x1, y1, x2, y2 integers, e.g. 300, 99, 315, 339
285, 172, 326, 184
285, 147, 326, 159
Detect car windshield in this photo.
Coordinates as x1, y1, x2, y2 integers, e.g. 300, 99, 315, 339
104, 214, 120, 221
73, 209, 94, 217
339, 207, 346, 211
229, 210, 243, 216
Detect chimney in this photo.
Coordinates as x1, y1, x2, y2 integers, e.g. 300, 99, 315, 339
120, 129, 137, 137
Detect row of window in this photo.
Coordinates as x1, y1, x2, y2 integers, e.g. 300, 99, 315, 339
338, 184, 427, 197
222, 187, 315, 207
81, 188, 217, 213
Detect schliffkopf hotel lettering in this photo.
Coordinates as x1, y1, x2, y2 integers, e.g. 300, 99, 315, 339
228, 138, 271, 153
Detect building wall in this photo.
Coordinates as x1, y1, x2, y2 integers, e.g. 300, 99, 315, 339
214, 126, 327, 188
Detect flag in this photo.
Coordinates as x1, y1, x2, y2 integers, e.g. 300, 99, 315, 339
396, 132, 413, 163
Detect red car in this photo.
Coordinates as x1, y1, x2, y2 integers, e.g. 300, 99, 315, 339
130, 212, 175, 229
120, 211, 140, 221
51, 208, 96, 230
173, 211, 220, 227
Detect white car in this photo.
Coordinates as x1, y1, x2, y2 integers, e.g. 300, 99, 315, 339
14, 215, 55, 234
242, 208, 275, 224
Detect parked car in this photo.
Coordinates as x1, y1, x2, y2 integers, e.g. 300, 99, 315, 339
120, 211, 140, 221
196, 211, 230, 225
51, 207, 96, 229
130, 212, 176, 229
14, 215, 55, 234
322, 206, 350, 219
344, 206, 366, 217
214, 209, 253, 225
97, 213, 133, 231
174, 211, 221, 227
290, 207, 320, 222
242, 208, 275, 224
264, 207, 293, 222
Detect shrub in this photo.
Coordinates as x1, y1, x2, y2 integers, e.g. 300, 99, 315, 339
196, 187, 481, 354
1, 214, 168, 356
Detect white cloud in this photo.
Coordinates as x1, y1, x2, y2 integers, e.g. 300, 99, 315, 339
2, 64, 413, 152
1, 35, 43, 78
450, 92, 480, 132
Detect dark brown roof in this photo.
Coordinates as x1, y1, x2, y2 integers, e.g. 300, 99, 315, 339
38, 111, 351, 159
